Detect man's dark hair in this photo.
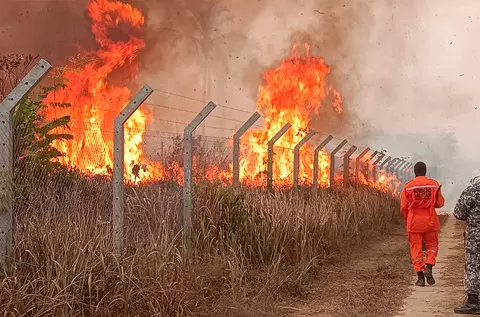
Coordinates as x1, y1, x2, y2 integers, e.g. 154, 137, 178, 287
414, 161, 427, 177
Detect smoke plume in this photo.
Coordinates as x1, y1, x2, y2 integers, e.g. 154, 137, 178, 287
1, 0, 479, 206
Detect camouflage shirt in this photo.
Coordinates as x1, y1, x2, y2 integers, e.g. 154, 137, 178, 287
454, 183, 480, 251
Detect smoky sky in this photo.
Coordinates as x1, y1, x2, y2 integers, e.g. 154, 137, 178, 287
0, 0, 93, 65
2, 0, 479, 205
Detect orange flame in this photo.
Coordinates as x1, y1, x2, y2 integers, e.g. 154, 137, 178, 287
356, 153, 401, 194
239, 44, 341, 187
44, 0, 164, 184
41, 0, 400, 194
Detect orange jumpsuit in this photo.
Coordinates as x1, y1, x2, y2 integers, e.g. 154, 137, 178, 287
400, 176, 445, 272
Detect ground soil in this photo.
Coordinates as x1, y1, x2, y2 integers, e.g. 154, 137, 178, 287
282, 215, 466, 317
394, 216, 465, 317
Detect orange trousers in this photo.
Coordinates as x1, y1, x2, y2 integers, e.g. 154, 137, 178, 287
408, 231, 439, 272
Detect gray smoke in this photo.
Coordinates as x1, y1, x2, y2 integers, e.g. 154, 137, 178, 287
346, 0, 480, 209
1, 0, 478, 208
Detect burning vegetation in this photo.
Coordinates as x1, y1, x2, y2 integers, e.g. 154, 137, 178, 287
43, 0, 164, 184
0, 1, 413, 315
42, 0, 398, 192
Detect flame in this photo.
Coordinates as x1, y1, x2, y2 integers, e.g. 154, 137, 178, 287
238, 44, 341, 188
356, 153, 401, 194
41, 0, 400, 194
44, 0, 163, 184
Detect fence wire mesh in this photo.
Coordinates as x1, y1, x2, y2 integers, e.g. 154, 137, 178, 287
1, 59, 414, 262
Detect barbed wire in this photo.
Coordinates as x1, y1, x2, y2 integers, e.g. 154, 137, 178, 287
40, 83, 260, 117
151, 88, 257, 115
144, 102, 265, 129
48, 111, 247, 134
22, 84, 387, 156
28, 121, 339, 154
33, 84, 367, 144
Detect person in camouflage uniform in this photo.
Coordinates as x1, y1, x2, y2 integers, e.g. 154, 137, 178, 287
454, 174, 480, 315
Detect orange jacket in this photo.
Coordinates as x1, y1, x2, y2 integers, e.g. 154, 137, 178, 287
400, 176, 445, 233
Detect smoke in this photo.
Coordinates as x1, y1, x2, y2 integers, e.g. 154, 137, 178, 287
134, 0, 270, 134
0, 0, 93, 64
1, 0, 478, 206
136, 0, 382, 138
344, 0, 480, 208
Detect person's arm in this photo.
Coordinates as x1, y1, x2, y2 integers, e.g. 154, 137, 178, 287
454, 187, 473, 221
400, 187, 409, 221
435, 185, 445, 208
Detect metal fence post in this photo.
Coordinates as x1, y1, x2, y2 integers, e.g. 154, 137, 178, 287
398, 161, 409, 184
403, 164, 409, 181
355, 147, 370, 183
267, 123, 291, 190
378, 156, 391, 170
386, 157, 400, 175
313, 135, 333, 190
370, 153, 384, 182
395, 160, 404, 182
396, 160, 407, 182
0, 59, 51, 266
378, 156, 392, 179
112, 85, 153, 256
390, 159, 404, 191
183, 101, 216, 253
366, 151, 379, 164
390, 159, 401, 177
365, 150, 378, 182
233, 112, 261, 186
293, 130, 316, 189
406, 163, 414, 180
405, 164, 408, 180
330, 139, 348, 187
343, 145, 357, 186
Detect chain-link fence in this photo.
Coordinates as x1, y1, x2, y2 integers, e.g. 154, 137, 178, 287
0, 58, 414, 263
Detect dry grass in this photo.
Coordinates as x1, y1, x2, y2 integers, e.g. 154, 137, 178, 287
0, 177, 401, 316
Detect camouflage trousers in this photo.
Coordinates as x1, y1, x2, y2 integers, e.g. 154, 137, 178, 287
464, 232, 480, 295
465, 250, 480, 295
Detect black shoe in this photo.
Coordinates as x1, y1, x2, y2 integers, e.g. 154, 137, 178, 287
415, 271, 425, 287
454, 293, 480, 314
425, 264, 435, 285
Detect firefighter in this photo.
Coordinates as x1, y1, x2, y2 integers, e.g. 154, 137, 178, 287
400, 161, 445, 287
453, 172, 480, 314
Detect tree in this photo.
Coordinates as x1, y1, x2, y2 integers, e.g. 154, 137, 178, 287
13, 88, 73, 177
1, 54, 74, 181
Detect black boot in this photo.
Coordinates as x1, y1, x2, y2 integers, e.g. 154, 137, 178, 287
454, 293, 480, 314
415, 271, 425, 287
424, 264, 435, 285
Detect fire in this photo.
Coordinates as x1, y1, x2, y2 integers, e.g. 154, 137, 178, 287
359, 171, 400, 193
239, 44, 341, 187
40, 0, 401, 194
356, 153, 401, 193
44, 0, 164, 183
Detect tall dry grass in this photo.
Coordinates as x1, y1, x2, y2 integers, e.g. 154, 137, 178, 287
0, 177, 401, 316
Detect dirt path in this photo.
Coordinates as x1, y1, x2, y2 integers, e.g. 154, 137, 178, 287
286, 215, 466, 317
395, 216, 465, 317
286, 226, 413, 317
